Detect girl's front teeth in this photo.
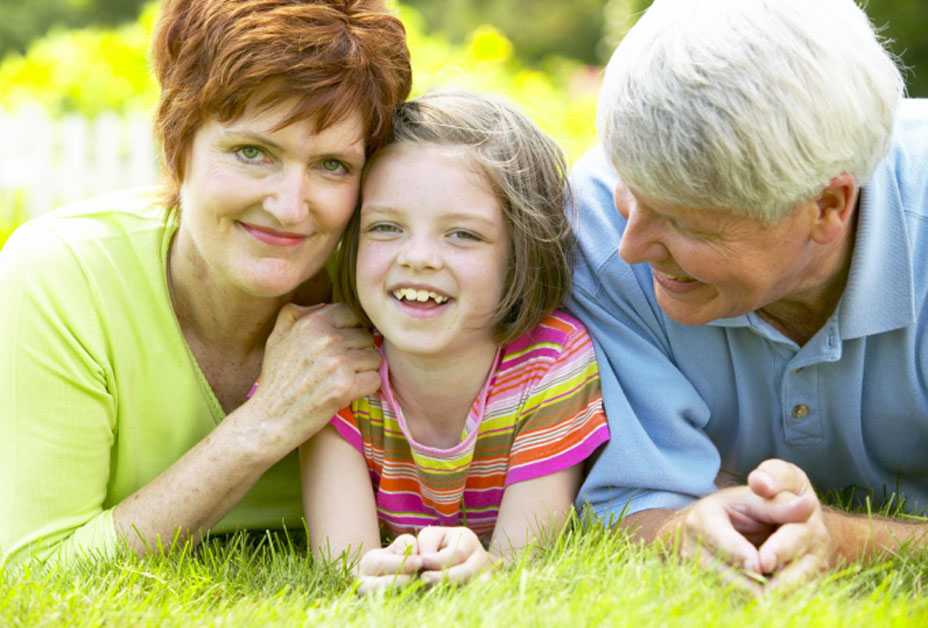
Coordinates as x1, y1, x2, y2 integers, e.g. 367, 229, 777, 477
392, 288, 449, 304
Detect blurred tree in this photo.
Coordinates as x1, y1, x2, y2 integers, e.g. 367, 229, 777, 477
403, 0, 607, 64
866, 0, 928, 96
0, 0, 147, 58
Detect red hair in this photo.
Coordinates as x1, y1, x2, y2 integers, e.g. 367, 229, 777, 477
152, 0, 412, 209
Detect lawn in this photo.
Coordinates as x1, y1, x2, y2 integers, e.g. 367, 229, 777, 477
3, 522, 928, 627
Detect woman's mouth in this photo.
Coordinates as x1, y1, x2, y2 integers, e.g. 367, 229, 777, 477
239, 222, 307, 247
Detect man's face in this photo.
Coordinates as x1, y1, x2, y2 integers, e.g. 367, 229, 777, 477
615, 182, 822, 326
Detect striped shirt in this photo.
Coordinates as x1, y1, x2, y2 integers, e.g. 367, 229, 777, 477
330, 310, 610, 541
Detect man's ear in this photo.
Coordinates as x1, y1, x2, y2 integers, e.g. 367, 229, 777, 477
811, 173, 858, 245
613, 180, 631, 220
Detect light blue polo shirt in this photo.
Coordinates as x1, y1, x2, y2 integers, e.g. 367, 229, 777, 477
570, 99, 928, 520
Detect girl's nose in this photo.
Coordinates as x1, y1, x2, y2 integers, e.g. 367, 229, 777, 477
396, 235, 442, 270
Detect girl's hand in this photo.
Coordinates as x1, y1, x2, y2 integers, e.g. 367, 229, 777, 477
246, 303, 381, 458
357, 534, 422, 594
417, 526, 501, 585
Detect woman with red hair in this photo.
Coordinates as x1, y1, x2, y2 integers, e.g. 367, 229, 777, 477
0, 0, 411, 567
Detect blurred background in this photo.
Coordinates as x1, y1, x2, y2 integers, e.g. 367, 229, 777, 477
1, 0, 926, 246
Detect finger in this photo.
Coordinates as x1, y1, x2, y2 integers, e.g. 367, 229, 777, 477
345, 347, 382, 372
691, 550, 765, 598
683, 503, 762, 573
386, 534, 418, 556
321, 303, 365, 329
420, 553, 491, 586
757, 522, 814, 575
272, 303, 308, 333
333, 327, 376, 350
353, 369, 382, 398
765, 553, 825, 595
357, 574, 416, 595
736, 490, 817, 528
420, 544, 471, 571
416, 527, 449, 555
748, 459, 811, 498
359, 550, 422, 576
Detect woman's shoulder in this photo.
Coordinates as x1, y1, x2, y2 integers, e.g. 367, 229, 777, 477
2, 187, 172, 283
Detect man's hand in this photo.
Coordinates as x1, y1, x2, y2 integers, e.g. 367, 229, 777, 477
356, 534, 422, 595
417, 526, 501, 585
665, 458, 832, 594
748, 459, 834, 591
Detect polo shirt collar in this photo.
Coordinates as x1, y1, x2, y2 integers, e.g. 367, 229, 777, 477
837, 159, 915, 339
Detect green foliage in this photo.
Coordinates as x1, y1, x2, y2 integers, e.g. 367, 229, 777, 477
4, 523, 928, 626
0, 3, 158, 116
0, 0, 148, 59
0, 2, 599, 163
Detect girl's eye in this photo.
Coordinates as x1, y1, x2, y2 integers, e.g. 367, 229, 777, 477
366, 222, 401, 234
449, 229, 482, 242
234, 145, 268, 164
321, 159, 348, 174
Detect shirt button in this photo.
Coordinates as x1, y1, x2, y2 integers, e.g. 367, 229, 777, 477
791, 404, 810, 419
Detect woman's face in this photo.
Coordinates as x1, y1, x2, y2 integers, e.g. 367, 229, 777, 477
177, 98, 365, 299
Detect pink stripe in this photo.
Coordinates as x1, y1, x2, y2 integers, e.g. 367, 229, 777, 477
504, 424, 610, 486
330, 414, 365, 455
462, 487, 505, 508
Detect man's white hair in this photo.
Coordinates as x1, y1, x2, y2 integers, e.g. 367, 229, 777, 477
597, 0, 904, 222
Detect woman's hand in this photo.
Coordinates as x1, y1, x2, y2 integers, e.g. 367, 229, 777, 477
357, 535, 422, 594
246, 303, 381, 458
417, 526, 501, 585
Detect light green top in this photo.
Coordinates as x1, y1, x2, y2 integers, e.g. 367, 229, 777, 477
0, 190, 303, 568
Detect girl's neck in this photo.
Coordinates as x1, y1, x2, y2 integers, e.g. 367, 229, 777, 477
384, 339, 500, 449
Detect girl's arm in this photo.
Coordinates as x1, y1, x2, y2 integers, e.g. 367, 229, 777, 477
417, 465, 582, 584
299, 424, 380, 561
300, 425, 422, 591
490, 464, 583, 560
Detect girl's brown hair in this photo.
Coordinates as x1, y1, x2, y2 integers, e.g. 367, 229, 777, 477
152, 0, 412, 210
337, 90, 575, 345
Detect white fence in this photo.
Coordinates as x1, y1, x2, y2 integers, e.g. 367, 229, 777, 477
1, 108, 159, 216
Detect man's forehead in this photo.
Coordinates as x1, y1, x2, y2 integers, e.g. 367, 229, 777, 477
628, 187, 761, 233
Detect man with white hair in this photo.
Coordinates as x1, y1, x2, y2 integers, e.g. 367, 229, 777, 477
571, 0, 928, 590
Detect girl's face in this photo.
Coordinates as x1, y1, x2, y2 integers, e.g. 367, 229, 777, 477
356, 143, 510, 358
177, 97, 366, 299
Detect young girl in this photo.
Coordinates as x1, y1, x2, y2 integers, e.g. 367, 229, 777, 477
300, 91, 609, 592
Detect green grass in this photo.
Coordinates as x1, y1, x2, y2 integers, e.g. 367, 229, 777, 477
4, 522, 928, 627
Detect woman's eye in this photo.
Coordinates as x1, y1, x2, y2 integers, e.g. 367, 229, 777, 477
234, 145, 268, 164
321, 159, 348, 174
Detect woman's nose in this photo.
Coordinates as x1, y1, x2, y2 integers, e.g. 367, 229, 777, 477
263, 167, 309, 226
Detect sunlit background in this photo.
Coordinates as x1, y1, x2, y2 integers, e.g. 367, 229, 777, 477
1, 0, 926, 246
